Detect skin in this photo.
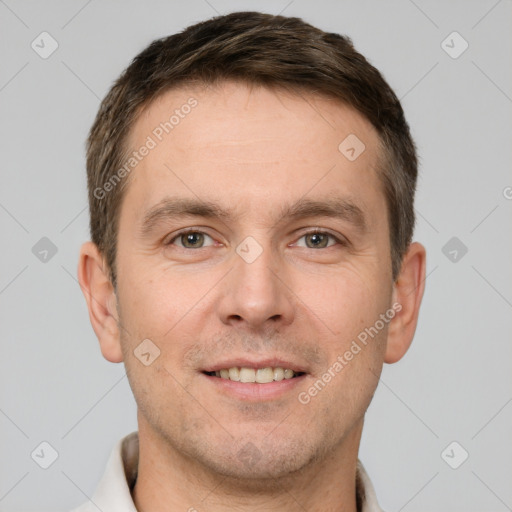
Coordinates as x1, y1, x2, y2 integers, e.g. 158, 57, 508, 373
78, 81, 426, 512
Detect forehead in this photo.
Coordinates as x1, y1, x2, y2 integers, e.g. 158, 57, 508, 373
120, 80, 385, 229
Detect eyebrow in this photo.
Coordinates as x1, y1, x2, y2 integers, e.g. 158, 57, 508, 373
138, 195, 368, 238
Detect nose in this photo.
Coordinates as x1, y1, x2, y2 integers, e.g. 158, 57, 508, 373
216, 242, 295, 330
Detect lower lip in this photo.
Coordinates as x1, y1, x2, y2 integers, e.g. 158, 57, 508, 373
201, 373, 307, 401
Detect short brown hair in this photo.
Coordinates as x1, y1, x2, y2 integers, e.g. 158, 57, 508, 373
86, 11, 418, 290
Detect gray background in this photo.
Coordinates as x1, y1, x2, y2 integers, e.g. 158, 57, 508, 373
1, 0, 511, 510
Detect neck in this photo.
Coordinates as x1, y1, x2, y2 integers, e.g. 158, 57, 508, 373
131, 416, 364, 512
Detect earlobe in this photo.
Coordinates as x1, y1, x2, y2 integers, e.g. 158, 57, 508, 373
384, 242, 427, 364
77, 241, 124, 363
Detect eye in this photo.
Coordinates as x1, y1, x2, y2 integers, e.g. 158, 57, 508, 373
295, 230, 344, 249
167, 230, 215, 249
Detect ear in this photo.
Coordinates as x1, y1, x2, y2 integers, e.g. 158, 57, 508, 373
384, 242, 427, 364
77, 241, 124, 363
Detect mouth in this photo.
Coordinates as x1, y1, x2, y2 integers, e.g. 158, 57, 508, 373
203, 366, 306, 383
200, 359, 309, 401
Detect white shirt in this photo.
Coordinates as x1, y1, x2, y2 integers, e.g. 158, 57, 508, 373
71, 431, 384, 512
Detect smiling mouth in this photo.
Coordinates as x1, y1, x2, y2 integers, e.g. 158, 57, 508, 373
203, 367, 306, 383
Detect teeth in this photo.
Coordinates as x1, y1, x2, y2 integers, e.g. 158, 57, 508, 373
255, 367, 274, 384
239, 367, 256, 383
284, 368, 294, 379
228, 367, 240, 381
212, 366, 301, 383
273, 367, 284, 381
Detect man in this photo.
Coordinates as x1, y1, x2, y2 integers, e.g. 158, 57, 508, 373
76, 11, 426, 512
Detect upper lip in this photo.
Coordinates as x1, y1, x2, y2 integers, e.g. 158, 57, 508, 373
201, 357, 309, 374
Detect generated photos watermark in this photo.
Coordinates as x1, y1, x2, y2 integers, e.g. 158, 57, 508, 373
298, 301, 402, 405
93, 97, 198, 200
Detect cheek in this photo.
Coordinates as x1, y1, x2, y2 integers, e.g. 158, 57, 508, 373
117, 260, 226, 391
118, 257, 215, 338
293, 265, 390, 404
293, 266, 386, 341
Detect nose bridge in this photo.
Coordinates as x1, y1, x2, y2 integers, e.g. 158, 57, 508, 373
218, 235, 294, 328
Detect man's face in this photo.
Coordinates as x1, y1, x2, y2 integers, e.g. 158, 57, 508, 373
114, 81, 393, 478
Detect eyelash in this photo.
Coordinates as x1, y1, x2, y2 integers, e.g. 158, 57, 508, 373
165, 228, 346, 249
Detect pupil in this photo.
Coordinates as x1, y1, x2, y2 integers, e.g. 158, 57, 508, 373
184, 233, 203, 247
308, 233, 326, 248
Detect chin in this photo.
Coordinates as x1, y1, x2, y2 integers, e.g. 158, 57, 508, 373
197, 436, 322, 484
